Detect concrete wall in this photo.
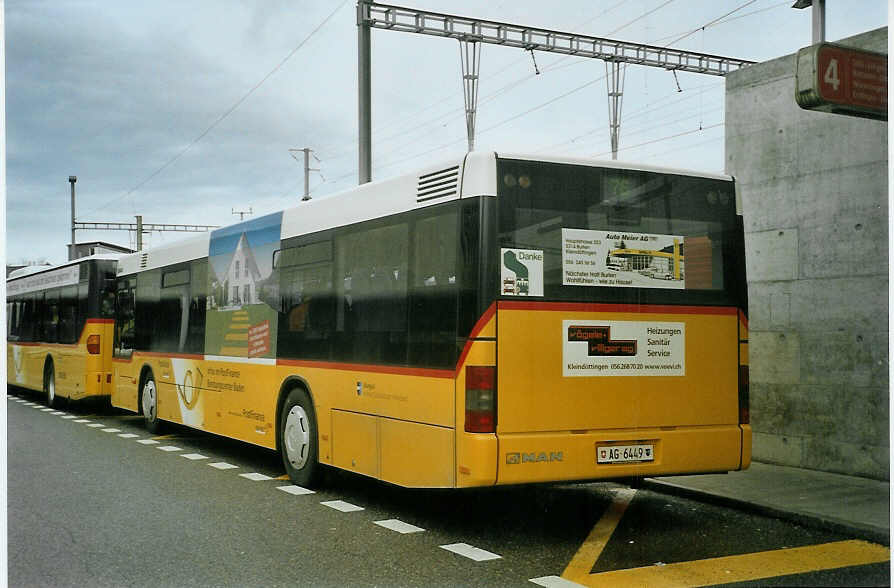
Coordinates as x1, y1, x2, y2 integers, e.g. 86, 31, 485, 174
725, 28, 888, 480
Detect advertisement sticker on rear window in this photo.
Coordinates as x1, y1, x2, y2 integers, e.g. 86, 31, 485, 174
563, 320, 685, 377
562, 228, 685, 289
501, 248, 544, 296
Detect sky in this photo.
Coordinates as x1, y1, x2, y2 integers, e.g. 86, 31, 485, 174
4, 0, 888, 265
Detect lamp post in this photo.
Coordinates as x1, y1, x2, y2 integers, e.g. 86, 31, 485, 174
69, 175, 77, 260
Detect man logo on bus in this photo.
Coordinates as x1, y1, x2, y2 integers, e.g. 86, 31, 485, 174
568, 325, 637, 356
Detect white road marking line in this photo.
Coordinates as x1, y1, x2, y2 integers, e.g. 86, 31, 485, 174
320, 500, 364, 513
40, 408, 54, 412
87, 423, 106, 428
62, 415, 78, 419
16, 400, 27, 403
101, 428, 122, 433
239, 472, 273, 481
73, 419, 91, 423
182, 453, 208, 460
137, 439, 160, 445
529, 576, 586, 587
276, 485, 315, 496
440, 543, 502, 562
209, 462, 239, 470
374, 519, 425, 534
118, 433, 140, 439
51, 411, 66, 415
158, 446, 182, 452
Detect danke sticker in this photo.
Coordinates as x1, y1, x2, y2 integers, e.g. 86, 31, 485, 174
500, 248, 544, 296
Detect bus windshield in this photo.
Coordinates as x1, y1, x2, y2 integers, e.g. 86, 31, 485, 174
496, 158, 744, 307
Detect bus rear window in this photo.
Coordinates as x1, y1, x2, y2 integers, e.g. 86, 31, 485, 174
496, 159, 740, 305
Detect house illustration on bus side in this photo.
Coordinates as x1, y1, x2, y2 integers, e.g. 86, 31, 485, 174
224, 232, 262, 307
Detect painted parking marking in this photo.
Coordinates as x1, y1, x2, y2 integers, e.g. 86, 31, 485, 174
562, 488, 636, 581
374, 519, 425, 534
40, 408, 54, 412
73, 419, 91, 423
51, 411, 66, 415
240, 472, 273, 481
137, 439, 160, 445
101, 428, 122, 433
182, 453, 208, 461
560, 488, 890, 587
569, 540, 889, 587
86, 423, 106, 428
440, 543, 502, 562
530, 576, 586, 587
118, 433, 140, 439
157, 445, 183, 452
209, 462, 239, 470
277, 485, 315, 496
62, 415, 78, 419
321, 500, 364, 513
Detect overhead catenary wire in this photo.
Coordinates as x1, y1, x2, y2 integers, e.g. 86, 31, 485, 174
83, 0, 350, 217
286, 1, 781, 199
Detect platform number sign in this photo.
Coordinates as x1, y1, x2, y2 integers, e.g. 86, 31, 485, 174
823, 56, 840, 92
795, 42, 887, 121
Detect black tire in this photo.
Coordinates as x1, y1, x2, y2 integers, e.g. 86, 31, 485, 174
44, 360, 58, 408
279, 388, 321, 487
140, 371, 162, 434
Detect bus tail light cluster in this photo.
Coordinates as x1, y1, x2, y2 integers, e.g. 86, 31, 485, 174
87, 334, 101, 355
738, 365, 750, 424
465, 366, 496, 433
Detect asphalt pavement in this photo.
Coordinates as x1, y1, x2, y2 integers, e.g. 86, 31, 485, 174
644, 461, 890, 545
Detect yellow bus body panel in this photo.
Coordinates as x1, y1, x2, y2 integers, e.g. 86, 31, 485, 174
494, 304, 745, 484
7, 319, 113, 401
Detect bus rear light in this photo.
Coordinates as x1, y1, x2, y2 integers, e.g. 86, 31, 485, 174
87, 334, 101, 355
465, 366, 496, 433
738, 365, 750, 424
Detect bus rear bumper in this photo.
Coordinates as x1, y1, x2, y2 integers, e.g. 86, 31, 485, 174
495, 425, 747, 485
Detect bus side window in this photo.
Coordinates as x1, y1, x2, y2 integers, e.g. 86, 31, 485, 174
409, 209, 458, 368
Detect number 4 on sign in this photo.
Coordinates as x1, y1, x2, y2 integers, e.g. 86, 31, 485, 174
824, 58, 840, 91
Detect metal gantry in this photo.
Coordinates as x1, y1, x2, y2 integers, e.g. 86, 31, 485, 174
74, 218, 218, 251
356, 1, 755, 179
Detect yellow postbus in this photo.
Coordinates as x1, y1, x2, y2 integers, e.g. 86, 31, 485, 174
110, 152, 750, 488
7, 255, 119, 407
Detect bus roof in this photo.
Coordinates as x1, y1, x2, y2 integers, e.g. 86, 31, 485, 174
6, 254, 120, 282
113, 151, 734, 275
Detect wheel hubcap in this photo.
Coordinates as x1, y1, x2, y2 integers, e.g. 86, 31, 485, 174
284, 405, 311, 469
142, 380, 157, 421
47, 373, 55, 403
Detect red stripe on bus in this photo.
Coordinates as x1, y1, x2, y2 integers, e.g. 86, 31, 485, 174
454, 302, 497, 376
86, 318, 115, 325
497, 301, 740, 316
135, 351, 205, 360
276, 358, 454, 380
738, 309, 749, 330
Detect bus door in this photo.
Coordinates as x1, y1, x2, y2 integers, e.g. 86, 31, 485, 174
112, 277, 138, 411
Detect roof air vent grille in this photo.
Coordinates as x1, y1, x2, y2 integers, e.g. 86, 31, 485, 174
416, 165, 459, 203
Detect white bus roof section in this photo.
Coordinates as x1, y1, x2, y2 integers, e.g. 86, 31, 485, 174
6, 253, 120, 282
107, 151, 735, 277
116, 232, 210, 276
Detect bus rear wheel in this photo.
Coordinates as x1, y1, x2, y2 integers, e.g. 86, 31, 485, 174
43, 361, 58, 408
280, 388, 321, 488
141, 372, 161, 434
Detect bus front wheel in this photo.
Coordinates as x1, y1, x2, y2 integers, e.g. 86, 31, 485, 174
43, 361, 57, 408
141, 372, 161, 434
279, 388, 320, 487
